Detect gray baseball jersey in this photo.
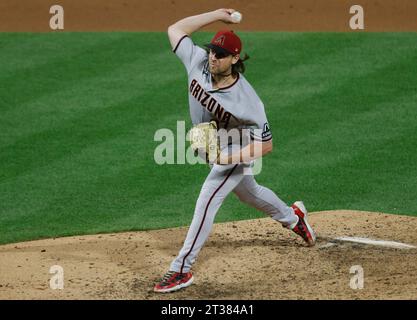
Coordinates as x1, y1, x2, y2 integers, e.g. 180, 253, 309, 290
174, 36, 272, 146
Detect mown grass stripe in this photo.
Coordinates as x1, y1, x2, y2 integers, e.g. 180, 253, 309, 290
0, 32, 416, 245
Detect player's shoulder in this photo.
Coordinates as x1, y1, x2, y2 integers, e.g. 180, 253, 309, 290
174, 35, 208, 74
237, 75, 259, 96
237, 75, 264, 107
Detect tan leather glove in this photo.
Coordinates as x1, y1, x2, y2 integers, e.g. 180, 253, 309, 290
189, 121, 220, 163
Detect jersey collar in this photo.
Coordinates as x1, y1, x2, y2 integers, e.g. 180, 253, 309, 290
208, 73, 240, 93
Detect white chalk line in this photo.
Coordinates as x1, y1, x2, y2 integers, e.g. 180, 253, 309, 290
321, 236, 417, 249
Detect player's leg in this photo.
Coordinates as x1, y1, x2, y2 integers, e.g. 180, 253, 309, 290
170, 163, 246, 273
232, 173, 297, 226
232, 171, 316, 246
154, 163, 247, 293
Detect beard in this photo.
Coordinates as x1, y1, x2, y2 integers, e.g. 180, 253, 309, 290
209, 63, 231, 76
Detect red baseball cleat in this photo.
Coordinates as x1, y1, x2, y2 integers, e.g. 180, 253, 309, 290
291, 201, 316, 246
154, 271, 194, 293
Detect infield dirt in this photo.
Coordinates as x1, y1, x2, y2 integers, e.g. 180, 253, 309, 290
1, 0, 417, 31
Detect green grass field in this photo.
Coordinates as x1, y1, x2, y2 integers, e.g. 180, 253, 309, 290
1, 32, 416, 245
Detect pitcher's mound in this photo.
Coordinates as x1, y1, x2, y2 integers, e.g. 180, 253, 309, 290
0, 210, 416, 299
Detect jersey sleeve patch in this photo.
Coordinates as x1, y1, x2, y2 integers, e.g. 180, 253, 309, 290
250, 122, 272, 142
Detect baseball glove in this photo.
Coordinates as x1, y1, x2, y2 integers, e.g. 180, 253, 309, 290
189, 120, 220, 163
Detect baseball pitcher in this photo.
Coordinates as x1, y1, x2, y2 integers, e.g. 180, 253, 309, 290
154, 8, 316, 293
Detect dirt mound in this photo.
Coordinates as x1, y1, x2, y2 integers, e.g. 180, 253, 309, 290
0, 210, 416, 300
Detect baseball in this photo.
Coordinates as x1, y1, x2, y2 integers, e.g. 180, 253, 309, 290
231, 11, 242, 23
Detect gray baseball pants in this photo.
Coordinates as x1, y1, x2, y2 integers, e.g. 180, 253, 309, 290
170, 162, 298, 273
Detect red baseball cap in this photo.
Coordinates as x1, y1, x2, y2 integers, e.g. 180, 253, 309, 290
205, 30, 242, 56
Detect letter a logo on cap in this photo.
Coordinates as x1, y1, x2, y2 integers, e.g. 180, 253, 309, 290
208, 30, 242, 54
214, 35, 225, 46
